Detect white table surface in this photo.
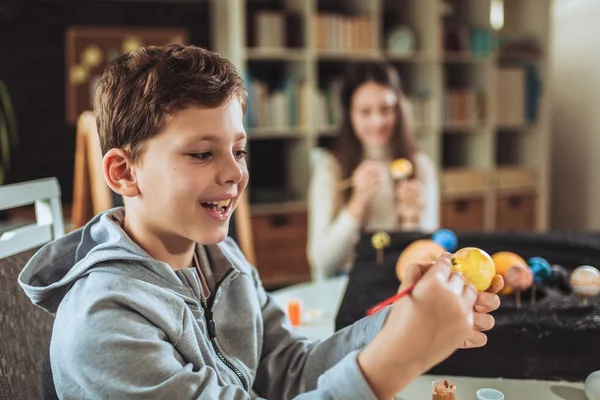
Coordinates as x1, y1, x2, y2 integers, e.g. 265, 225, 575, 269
396, 374, 586, 400
271, 275, 348, 342
271, 279, 589, 400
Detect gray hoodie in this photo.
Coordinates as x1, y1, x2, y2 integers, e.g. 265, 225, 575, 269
18, 208, 389, 399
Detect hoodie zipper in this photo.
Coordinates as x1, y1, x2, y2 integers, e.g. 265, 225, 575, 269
198, 267, 249, 392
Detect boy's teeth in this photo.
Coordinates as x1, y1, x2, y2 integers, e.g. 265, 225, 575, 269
217, 199, 230, 207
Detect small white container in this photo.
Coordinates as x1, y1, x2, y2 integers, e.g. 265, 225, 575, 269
476, 388, 505, 400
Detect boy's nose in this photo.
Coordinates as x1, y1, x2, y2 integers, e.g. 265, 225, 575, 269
217, 156, 245, 186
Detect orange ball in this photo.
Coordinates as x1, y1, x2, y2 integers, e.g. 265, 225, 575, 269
396, 239, 446, 282
491, 251, 528, 295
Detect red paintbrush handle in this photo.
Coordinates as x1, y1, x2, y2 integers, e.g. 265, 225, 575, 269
366, 283, 416, 316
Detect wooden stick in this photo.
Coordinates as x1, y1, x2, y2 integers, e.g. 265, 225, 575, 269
530, 284, 537, 306
376, 249, 383, 265
337, 178, 353, 191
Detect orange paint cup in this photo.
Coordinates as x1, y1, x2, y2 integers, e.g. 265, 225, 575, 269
287, 298, 302, 327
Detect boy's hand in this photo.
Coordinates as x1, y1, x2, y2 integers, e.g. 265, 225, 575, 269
394, 253, 477, 359
401, 265, 503, 349
462, 274, 503, 348
358, 254, 477, 399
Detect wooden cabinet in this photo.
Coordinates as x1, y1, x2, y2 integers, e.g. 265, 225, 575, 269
251, 211, 311, 288
496, 193, 536, 231
441, 198, 485, 230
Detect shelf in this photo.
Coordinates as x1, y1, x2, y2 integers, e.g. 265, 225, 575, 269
246, 48, 308, 61
385, 52, 437, 63
317, 50, 383, 61
497, 52, 545, 66
494, 167, 538, 192
212, 0, 551, 232
440, 168, 489, 199
413, 123, 439, 133
496, 123, 537, 132
250, 200, 307, 216
443, 120, 491, 133
316, 125, 338, 136
443, 52, 494, 64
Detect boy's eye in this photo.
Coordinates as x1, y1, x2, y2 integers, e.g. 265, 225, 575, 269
189, 152, 212, 161
234, 150, 248, 160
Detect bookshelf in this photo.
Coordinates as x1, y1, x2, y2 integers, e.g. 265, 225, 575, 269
211, 0, 552, 285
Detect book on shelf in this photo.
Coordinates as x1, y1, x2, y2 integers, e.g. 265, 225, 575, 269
444, 89, 487, 124
316, 13, 373, 52
315, 78, 343, 128
496, 66, 542, 125
442, 25, 494, 57
249, 10, 303, 49
244, 72, 308, 131
407, 90, 434, 126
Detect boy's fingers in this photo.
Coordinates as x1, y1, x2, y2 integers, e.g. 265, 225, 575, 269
448, 272, 465, 295
463, 331, 488, 349
486, 275, 504, 294
473, 312, 495, 332
474, 292, 501, 313
399, 262, 435, 290
429, 252, 453, 281
462, 283, 478, 309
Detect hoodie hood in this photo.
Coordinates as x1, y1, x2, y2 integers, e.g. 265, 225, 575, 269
18, 207, 194, 315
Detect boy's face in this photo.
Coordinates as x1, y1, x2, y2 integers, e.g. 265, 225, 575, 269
131, 99, 248, 245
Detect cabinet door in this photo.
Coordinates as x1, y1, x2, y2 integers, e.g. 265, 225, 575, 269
441, 198, 485, 230
496, 194, 536, 231
251, 211, 311, 287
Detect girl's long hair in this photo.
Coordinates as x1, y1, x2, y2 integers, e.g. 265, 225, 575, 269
331, 61, 418, 202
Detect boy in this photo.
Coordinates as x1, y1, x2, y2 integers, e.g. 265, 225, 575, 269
19, 45, 501, 399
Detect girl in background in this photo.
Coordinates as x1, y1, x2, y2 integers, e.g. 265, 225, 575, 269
307, 61, 439, 281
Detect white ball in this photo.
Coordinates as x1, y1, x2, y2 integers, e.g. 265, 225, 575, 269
585, 371, 600, 400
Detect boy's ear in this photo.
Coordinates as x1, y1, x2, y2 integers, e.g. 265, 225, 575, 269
103, 148, 140, 197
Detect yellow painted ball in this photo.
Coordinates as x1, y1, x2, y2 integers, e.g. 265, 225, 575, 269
389, 158, 414, 180
371, 231, 391, 250
451, 247, 496, 292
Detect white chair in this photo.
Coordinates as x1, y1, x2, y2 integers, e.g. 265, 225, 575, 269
0, 177, 65, 399
0, 177, 65, 259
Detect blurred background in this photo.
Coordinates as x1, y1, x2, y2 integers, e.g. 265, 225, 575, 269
0, 0, 597, 289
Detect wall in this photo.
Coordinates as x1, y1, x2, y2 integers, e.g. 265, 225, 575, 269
551, 0, 600, 230
0, 0, 210, 201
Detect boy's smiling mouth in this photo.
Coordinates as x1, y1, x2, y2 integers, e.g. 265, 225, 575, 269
200, 197, 234, 221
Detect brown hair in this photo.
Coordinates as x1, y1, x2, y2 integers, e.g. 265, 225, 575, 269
94, 44, 247, 161
332, 61, 417, 201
